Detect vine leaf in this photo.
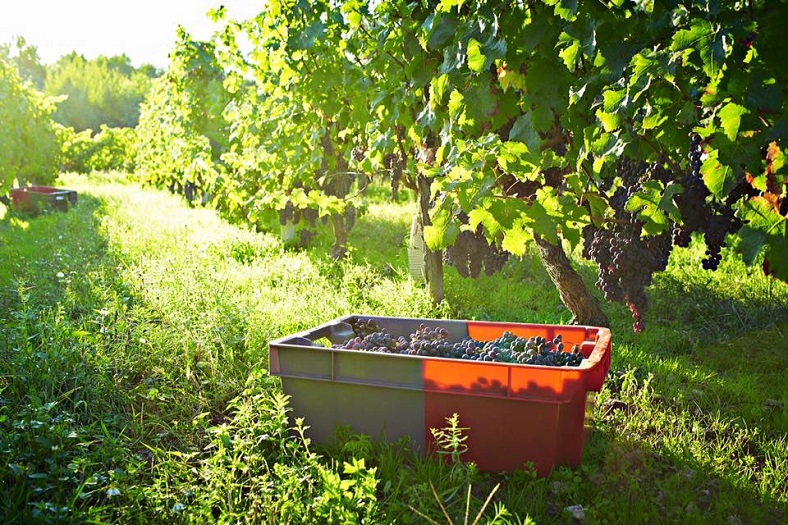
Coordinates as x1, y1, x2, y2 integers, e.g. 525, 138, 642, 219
558, 34, 581, 70
670, 19, 713, 53
467, 38, 486, 72
438, 0, 465, 12
509, 113, 540, 153
625, 180, 682, 235
737, 196, 788, 279
498, 66, 527, 92
469, 199, 520, 237
700, 152, 735, 199
583, 191, 607, 227
543, 0, 578, 22
426, 13, 459, 51
497, 141, 540, 177
670, 18, 725, 79
502, 221, 530, 256
524, 200, 559, 244
718, 102, 747, 141
423, 206, 460, 250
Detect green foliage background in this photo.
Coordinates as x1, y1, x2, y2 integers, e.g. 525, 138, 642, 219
45, 53, 157, 131
0, 57, 60, 192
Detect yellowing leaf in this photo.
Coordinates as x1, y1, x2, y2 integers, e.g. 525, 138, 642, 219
467, 38, 486, 73
718, 102, 747, 141
498, 66, 526, 92
501, 223, 531, 256
448, 90, 464, 119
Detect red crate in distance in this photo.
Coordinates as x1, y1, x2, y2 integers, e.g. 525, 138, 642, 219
10, 185, 78, 214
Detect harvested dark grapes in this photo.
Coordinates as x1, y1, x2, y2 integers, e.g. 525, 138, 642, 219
332, 320, 583, 368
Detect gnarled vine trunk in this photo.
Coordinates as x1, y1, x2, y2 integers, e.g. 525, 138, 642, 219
533, 234, 609, 327
320, 128, 354, 260
330, 212, 349, 259
417, 174, 444, 304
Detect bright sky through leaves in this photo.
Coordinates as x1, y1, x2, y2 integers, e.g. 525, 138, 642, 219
0, 1, 260, 68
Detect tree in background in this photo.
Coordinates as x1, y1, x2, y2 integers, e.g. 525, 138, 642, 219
0, 36, 46, 89
45, 52, 159, 131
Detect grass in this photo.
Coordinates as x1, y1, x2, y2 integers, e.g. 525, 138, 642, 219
0, 171, 786, 524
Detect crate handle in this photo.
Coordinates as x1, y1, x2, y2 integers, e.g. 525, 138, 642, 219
301, 321, 354, 345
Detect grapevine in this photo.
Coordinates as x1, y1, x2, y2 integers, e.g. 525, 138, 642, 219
132, 0, 788, 331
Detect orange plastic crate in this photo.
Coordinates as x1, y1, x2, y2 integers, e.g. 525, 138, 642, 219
269, 315, 611, 475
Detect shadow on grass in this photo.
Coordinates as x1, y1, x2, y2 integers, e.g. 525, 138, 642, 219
0, 193, 110, 306
0, 192, 148, 523
647, 268, 788, 347
581, 425, 786, 524
578, 281, 788, 524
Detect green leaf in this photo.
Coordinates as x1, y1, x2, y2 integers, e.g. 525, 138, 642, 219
430, 74, 450, 105
595, 109, 620, 132
467, 38, 486, 73
625, 180, 682, 235
462, 80, 497, 127
583, 191, 607, 227
501, 222, 531, 256
700, 149, 736, 199
699, 29, 727, 80
345, 10, 362, 29
718, 102, 747, 141
737, 196, 788, 279
423, 207, 460, 250
480, 199, 521, 231
509, 113, 540, 153
558, 36, 581, 70
525, 201, 559, 244
670, 19, 713, 53
498, 67, 527, 92
543, 0, 578, 22
468, 207, 503, 239
602, 90, 626, 113
531, 105, 554, 134
671, 18, 727, 79
289, 21, 326, 50
448, 90, 464, 119
426, 13, 459, 51
497, 141, 540, 177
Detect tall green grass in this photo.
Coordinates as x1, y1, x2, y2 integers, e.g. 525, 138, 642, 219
0, 172, 785, 524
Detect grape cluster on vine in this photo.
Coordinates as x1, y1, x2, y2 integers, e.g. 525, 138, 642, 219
384, 153, 402, 200
582, 158, 672, 332
278, 201, 322, 227
332, 320, 583, 368
582, 137, 759, 331
444, 215, 509, 278
278, 201, 297, 226
673, 134, 751, 270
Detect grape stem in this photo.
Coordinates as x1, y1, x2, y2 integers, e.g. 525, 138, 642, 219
638, 135, 683, 174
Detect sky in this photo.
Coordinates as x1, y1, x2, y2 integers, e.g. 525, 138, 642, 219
0, 1, 262, 68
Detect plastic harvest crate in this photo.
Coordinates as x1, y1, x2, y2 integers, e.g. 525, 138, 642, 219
10, 185, 78, 214
269, 315, 612, 475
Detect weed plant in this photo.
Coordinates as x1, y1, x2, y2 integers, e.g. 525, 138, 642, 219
0, 172, 785, 524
